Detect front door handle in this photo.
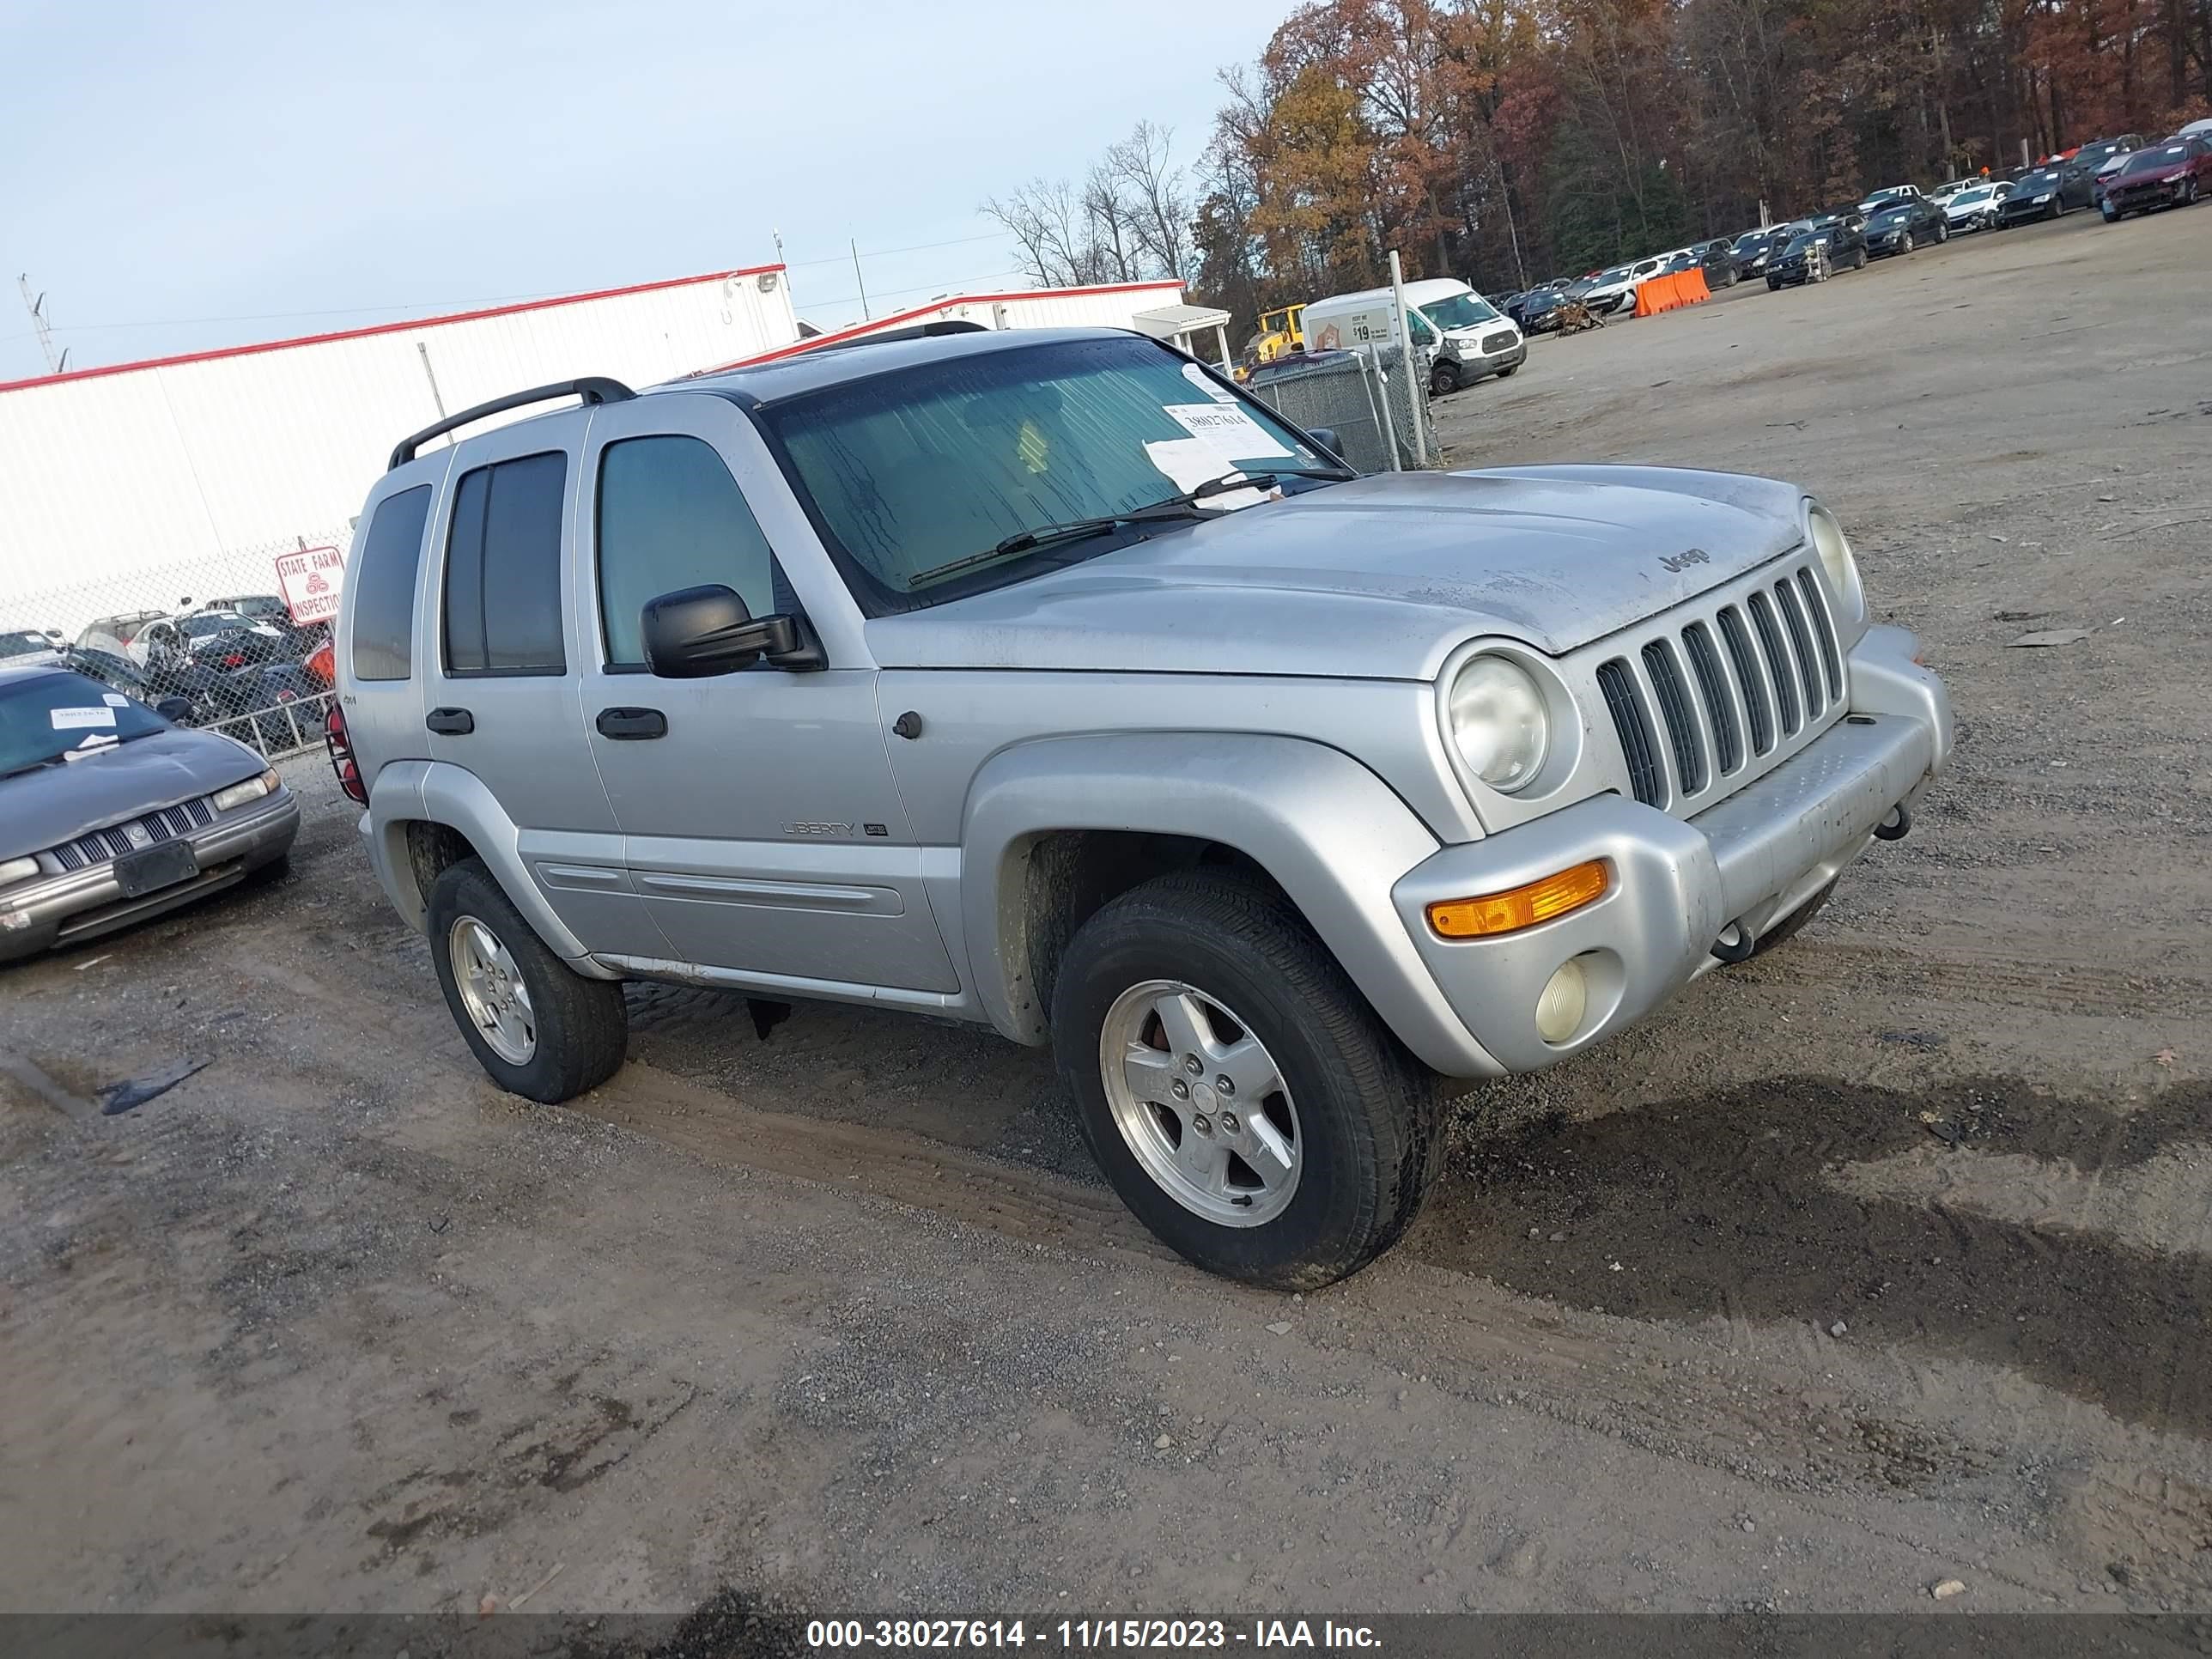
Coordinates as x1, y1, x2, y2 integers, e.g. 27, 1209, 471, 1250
595, 706, 667, 740
426, 706, 474, 735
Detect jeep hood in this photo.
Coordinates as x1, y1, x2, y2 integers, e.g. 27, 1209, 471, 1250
866, 466, 1808, 679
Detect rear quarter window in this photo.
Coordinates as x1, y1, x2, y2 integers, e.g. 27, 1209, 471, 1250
442, 453, 569, 676
348, 484, 434, 682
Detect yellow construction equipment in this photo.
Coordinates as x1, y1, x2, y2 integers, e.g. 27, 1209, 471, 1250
1234, 303, 1306, 380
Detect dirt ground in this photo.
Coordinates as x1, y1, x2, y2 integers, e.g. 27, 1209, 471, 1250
3, 207, 2209, 1630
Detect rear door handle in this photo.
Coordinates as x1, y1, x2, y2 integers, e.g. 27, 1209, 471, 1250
425, 707, 474, 735
595, 706, 667, 740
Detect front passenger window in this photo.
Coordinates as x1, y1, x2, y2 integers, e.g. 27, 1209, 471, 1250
596, 435, 782, 667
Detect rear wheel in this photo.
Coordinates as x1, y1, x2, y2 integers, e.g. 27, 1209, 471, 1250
427, 858, 629, 1103
1052, 871, 1444, 1289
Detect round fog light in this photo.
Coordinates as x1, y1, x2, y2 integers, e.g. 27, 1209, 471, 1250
1534, 960, 1589, 1044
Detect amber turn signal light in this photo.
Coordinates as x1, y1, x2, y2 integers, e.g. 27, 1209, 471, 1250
1427, 860, 1609, 939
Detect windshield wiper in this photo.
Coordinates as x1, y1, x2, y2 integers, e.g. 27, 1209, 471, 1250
908, 473, 1281, 590
0, 755, 69, 781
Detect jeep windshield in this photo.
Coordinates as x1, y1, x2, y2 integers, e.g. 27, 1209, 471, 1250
0, 670, 169, 780
757, 335, 1343, 611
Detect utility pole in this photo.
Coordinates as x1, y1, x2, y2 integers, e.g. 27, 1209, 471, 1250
17, 275, 66, 374
850, 238, 871, 319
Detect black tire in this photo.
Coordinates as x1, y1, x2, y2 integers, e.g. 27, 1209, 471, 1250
1430, 360, 1461, 396
2185, 179, 2201, 206
1051, 871, 1444, 1290
1851, 245, 1869, 270
427, 857, 628, 1103
1750, 880, 1836, 958
1899, 230, 1914, 254
1933, 219, 1948, 242
1767, 278, 1781, 290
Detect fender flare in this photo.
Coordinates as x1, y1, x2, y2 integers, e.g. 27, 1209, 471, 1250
366, 760, 614, 973
959, 733, 1500, 1078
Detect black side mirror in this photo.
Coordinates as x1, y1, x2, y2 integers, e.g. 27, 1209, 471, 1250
641, 584, 824, 678
1307, 426, 1343, 461
154, 696, 197, 724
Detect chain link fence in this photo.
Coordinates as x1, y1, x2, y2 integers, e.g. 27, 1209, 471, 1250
2, 528, 352, 763
1244, 343, 1439, 475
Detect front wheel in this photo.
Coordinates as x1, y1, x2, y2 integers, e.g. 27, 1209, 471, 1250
1052, 872, 1444, 1289
1932, 219, 1948, 242
2185, 179, 2201, 207
428, 858, 629, 1103
1899, 230, 1915, 254
1430, 360, 1461, 396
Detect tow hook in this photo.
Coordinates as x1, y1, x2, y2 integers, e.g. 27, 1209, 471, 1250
1710, 921, 1757, 963
1875, 803, 1912, 842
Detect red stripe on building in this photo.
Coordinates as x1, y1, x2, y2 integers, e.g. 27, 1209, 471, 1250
0, 264, 787, 395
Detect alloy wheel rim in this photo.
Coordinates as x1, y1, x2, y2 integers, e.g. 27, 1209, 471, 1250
450, 915, 536, 1064
1098, 979, 1302, 1227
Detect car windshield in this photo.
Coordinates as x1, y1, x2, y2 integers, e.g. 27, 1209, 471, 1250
1732, 232, 1771, 252
1, 629, 52, 659
1953, 186, 1995, 204
2019, 171, 2059, 191
2123, 146, 2187, 173
1869, 206, 1912, 228
0, 670, 169, 779
1417, 291, 1501, 331
179, 614, 243, 638
1594, 266, 1632, 284
1783, 233, 1823, 255
757, 335, 1337, 609
1522, 290, 1562, 312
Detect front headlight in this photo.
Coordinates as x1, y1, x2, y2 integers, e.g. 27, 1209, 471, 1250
1806, 501, 1866, 623
211, 769, 280, 813
1448, 656, 1550, 792
0, 855, 39, 887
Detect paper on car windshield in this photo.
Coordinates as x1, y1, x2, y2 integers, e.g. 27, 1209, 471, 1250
101, 692, 129, 708
50, 706, 117, 731
1181, 362, 1240, 404
1164, 402, 1291, 459
1141, 438, 1273, 510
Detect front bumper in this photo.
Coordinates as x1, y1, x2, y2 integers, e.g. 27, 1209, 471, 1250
0, 788, 301, 962
1387, 626, 1949, 1075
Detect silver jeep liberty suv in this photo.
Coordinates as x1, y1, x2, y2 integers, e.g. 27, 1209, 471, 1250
334, 326, 1950, 1287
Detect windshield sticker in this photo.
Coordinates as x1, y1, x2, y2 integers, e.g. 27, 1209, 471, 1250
1142, 437, 1273, 508
1164, 402, 1291, 459
102, 692, 129, 707
1181, 362, 1240, 403
50, 706, 118, 731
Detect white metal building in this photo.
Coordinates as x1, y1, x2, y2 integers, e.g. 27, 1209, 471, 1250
0, 267, 800, 629
0, 271, 1193, 635
713, 278, 1189, 370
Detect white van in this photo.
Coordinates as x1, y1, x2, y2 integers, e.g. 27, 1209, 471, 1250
1301, 277, 1526, 395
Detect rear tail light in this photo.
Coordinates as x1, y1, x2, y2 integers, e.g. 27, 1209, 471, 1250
325, 702, 368, 805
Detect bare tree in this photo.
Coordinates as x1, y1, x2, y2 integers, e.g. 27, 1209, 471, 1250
1083, 164, 1141, 281
981, 177, 1097, 287
1107, 121, 1193, 279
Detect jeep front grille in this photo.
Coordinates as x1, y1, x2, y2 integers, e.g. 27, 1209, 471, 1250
1597, 560, 1844, 811
49, 796, 215, 872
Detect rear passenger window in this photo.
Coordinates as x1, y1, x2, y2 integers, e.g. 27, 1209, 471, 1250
442, 452, 568, 675
595, 435, 781, 667
349, 484, 433, 681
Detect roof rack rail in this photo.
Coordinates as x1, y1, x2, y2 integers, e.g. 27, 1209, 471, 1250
387, 376, 635, 470
809, 319, 990, 354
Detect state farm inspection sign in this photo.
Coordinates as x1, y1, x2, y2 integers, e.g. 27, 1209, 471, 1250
274, 544, 346, 625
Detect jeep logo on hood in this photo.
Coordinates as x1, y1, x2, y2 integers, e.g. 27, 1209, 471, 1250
1659, 548, 1711, 574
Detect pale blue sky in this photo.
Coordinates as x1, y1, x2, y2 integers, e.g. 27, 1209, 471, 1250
1, 0, 1291, 380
